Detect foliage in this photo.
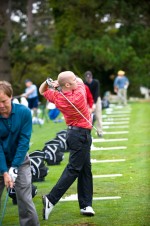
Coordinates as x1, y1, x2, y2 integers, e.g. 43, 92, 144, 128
48, 0, 150, 95
1, 0, 150, 96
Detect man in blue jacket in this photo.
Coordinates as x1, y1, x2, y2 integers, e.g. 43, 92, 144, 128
0, 81, 39, 226
114, 70, 129, 105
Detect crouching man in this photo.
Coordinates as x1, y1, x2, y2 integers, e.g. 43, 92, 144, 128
0, 81, 39, 226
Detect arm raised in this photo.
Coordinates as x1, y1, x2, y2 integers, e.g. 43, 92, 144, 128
39, 81, 49, 95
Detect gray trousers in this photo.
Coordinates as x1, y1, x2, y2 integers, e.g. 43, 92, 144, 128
0, 156, 40, 226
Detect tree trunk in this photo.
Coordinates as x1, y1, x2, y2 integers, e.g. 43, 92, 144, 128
27, 0, 34, 35
0, 0, 11, 81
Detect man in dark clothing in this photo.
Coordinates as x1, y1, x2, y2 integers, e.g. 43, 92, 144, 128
84, 71, 103, 137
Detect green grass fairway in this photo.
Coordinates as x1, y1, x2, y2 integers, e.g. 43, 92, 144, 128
1, 102, 150, 226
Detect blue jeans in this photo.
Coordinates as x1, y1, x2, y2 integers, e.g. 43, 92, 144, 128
47, 128, 93, 209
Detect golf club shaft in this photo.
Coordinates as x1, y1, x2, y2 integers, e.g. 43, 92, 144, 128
0, 188, 9, 226
59, 90, 97, 131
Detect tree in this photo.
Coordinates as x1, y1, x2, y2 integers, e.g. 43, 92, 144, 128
49, 0, 150, 95
1, 0, 150, 96
0, 0, 11, 81
27, 0, 34, 35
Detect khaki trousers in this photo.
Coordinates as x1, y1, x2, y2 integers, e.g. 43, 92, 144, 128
95, 97, 103, 134
118, 88, 127, 105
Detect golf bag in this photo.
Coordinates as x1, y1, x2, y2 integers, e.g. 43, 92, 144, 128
42, 139, 64, 165
8, 184, 37, 205
55, 130, 68, 152
29, 150, 49, 182
102, 97, 109, 109
48, 108, 60, 120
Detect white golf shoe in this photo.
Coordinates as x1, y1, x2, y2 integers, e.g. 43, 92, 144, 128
42, 195, 54, 220
80, 206, 95, 216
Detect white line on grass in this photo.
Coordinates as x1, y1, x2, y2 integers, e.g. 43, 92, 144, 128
103, 131, 129, 134
93, 197, 121, 200
103, 114, 130, 118
111, 105, 131, 110
106, 106, 131, 110
91, 146, 127, 151
93, 174, 122, 178
92, 138, 128, 142
60, 194, 121, 202
102, 121, 129, 125
106, 108, 131, 112
91, 159, 126, 163
103, 118, 130, 121
103, 125, 129, 129
106, 111, 131, 114
106, 108, 131, 111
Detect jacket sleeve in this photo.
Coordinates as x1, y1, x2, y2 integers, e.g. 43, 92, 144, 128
43, 89, 55, 103
11, 108, 32, 168
114, 77, 118, 87
85, 85, 94, 108
93, 80, 100, 103
0, 140, 8, 173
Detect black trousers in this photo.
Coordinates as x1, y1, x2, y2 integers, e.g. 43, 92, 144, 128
47, 128, 93, 209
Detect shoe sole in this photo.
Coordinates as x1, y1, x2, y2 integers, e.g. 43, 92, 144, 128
81, 212, 95, 216
42, 196, 46, 220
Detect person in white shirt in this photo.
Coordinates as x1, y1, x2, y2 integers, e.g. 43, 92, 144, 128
22, 79, 39, 117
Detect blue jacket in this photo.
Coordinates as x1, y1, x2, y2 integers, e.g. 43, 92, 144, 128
114, 76, 129, 89
0, 103, 32, 174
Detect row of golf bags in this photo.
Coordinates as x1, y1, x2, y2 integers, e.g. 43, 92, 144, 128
29, 129, 67, 182
9, 129, 68, 204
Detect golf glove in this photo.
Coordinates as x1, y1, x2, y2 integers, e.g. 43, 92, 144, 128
46, 78, 54, 88
9, 167, 18, 182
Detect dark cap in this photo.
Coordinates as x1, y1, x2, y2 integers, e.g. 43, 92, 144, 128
25, 79, 31, 83
84, 71, 93, 78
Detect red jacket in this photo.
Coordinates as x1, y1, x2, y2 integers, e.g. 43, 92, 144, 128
85, 84, 94, 108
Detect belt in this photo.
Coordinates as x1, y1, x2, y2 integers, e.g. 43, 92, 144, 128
68, 126, 91, 132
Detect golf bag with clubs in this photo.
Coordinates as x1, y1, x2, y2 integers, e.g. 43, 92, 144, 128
55, 130, 68, 152
42, 139, 64, 165
8, 184, 37, 205
29, 150, 49, 182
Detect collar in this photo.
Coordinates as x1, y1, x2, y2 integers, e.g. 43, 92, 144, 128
11, 102, 16, 114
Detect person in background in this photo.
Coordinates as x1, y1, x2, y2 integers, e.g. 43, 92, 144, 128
84, 84, 95, 114
46, 101, 63, 123
0, 81, 39, 226
39, 71, 95, 221
114, 70, 129, 105
22, 79, 39, 116
84, 71, 103, 137
84, 84, 96, 124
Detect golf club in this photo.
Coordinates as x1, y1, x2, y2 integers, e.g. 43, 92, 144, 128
0, 188, 10, 226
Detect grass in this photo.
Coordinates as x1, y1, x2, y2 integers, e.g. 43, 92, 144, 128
1, 102, 150, 226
